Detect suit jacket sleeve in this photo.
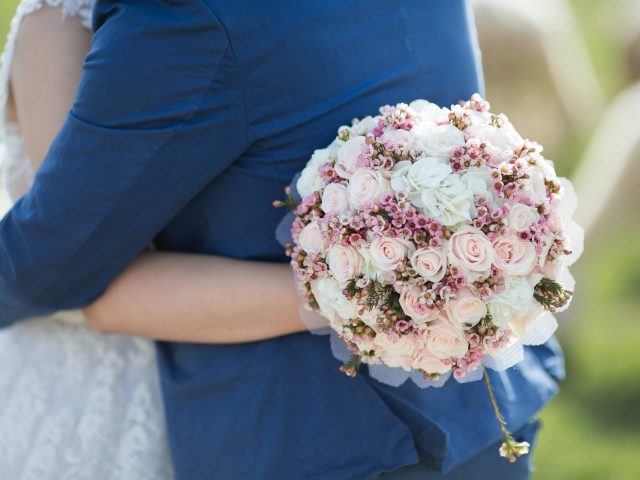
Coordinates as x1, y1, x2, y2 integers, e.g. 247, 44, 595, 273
0, 0, 246, 326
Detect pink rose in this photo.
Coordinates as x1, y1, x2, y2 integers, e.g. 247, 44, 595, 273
373, 332, 416, 371
493, 233, 537, 276
326, 244, 364, 283
347, 169, 391, 210
448, 226, 494, 282
446, 287, 486, 327
298, 221, 328, 255
321, 183, 350, 215
399, 284, 439, 323
410, 247, 447, 283
424, 316, 469, 359
413, 342, 451, 374
369, 236, 415, 272
335, 136, 366, 179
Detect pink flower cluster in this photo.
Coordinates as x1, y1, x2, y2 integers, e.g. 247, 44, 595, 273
283, 94, 578, 380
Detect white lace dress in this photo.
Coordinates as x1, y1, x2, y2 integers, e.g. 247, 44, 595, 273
0, 2, 174, 478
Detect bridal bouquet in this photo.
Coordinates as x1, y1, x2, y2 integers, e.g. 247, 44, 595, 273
276, 94, 580, 461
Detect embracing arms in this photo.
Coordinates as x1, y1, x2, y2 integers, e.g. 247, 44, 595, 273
2, 2, 305, 342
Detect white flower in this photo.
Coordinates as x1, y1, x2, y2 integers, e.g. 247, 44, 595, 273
296, 164, 323, 198
461, 167, 493, 199
368, 236, 415, 272
448, 226, 495, 281
373, 332, 416, 371
311, 277, 356, 327
335, 136, 366, 179
347, 169, 391, 210
409, 99, 448, 123
326, 244, 364, 283
425, 317, 469, 359
298, 221, 328, 255
507, 204, 540, 232
488, 277, 534, 328
390, 157, 451, 201
381, 129, 419, 157
419, 174, 475, 226
321, 183, 350, 215
415, 123, 466, 159
468, 122, 523, 164
348, 116, 378, 136
521, 167, 547, 204
446, 287, 487, 327
410, 246, 447, 283
493, 233, 537, 276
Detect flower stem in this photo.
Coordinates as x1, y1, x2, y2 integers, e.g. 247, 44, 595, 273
483, 368, 530, 463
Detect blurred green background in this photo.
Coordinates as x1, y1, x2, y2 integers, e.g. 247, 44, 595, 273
0, 1, 638, 479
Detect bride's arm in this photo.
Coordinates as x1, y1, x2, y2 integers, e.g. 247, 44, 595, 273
84, 253, 305, 343
10, 4, 306, 343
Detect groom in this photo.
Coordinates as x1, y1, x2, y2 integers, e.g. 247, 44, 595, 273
0, 1, 561, 478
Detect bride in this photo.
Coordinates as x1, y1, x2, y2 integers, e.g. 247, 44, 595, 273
0, 1, 307, 477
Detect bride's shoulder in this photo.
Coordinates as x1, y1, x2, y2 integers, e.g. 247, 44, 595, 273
14, 0, 94, 29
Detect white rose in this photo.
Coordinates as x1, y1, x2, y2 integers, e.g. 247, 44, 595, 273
373, 332, 417, 371
368, 236, 415, 272
298, 221, 329, 255
448, 226, 495, 281
419, 174, 475, 226
446, 287, 487, 327
488, 277, 534, 328
296, 164, 323, 198
348, 116, 378, 136
425, 317, 469, 359
308, 147, 333, 167
493, 233, 537, 276
311, 277, 357, 327
347, 169, 391, 210
415, 123, 466, 159
399, 284, 439, 323
507, 204, 540, 232
410, 247, 447, 283
381, 129, 418, 156
321, 183, 350, 215
326, 244, 364, 283
336, 136, 366, 179
522, 167, 547, 204
390, 157, 451, 200
409, 99, 448, 123
468, 122, 523, 164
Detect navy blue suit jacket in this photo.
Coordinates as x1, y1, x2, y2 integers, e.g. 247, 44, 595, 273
0, 1, 563, 478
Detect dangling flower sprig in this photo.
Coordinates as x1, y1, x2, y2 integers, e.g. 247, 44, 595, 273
483, 368, 530, 463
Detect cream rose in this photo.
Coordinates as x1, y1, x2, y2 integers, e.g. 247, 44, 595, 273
419, 174, 475, 226
373, 332, 416, 371
321, 183, 350, 215
311, 277, 356, 327
347, 169, 391, 210
415, 123, 466, 159
488, 277, 534, 328
446, 287, 486, 327
510, 301, 545, 337
493, 234, 537, 276
399, 284, 439, 323
298, 221, 328, 255
368, 236, 415, 272
468, 122, 522, 164
335, 136, 366, 179
425, 317, 469, 359
410, 247, 447, 283
412, 345, 451, 374
448, 226, 495, 281
507, 204, 540, 232
326, 244, 364, 283
296, 164, 323, 198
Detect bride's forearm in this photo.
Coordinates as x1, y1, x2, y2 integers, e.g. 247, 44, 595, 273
83, 253, 306, 343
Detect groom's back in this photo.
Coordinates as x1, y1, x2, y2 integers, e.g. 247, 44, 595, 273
155, 0, 482, 258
